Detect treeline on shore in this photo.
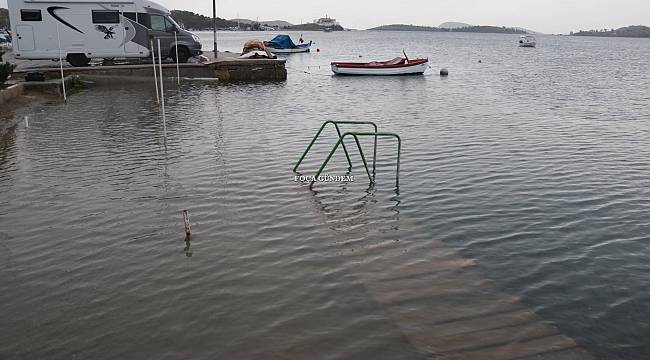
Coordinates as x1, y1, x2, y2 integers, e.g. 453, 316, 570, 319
171, 10, 344, 31
571, 25, 650, 38
0, 8, 9, 29
170, 10, 236, 30
369, 24, 527, 34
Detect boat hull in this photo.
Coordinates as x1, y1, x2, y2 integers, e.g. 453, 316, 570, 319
266, 46, 311, 54
519, 42, 537, 48
331, 61, 428, 76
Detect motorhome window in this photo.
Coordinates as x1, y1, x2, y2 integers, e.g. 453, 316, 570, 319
150, 15, 175, 32
124, 12, 149, 27
20, 9, 42, 21
92, 10, 120, 24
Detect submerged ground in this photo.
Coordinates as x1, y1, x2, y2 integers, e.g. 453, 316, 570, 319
1, 31, 650, 359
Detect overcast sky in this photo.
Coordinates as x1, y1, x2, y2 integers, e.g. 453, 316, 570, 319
2, 0, 649, 33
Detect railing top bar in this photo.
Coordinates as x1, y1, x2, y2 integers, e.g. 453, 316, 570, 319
328, 120, 378, 126
340, 132, 401, 139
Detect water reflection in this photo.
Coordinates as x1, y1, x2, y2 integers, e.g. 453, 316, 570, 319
0, 126, 16, 171
305, 177, 402, 254
183, 235, 193, 258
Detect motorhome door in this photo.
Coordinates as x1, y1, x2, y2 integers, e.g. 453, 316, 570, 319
148, 14, 176, 58
120, 5, 139, 54
15, 25, 35, 51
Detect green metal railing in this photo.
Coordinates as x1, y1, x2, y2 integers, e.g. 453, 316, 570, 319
294, 121, 401, 188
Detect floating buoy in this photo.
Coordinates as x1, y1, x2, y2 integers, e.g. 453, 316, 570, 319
440, 68, 449, 76
478, 59, 482, 63
316, 48, 320, 52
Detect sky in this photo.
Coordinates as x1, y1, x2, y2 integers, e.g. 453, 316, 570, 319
2, 0, 649, 34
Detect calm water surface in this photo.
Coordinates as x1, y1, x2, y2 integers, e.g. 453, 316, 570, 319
1, 31, 650, 359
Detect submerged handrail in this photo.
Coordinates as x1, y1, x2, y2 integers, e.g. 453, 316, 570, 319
311, 132, 401, 188
293, 120, 379, 177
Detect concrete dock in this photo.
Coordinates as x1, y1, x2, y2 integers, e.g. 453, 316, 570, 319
349, 240, 594, 359
7, 50, 287, 82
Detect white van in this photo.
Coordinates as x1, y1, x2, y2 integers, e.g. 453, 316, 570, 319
7, 0, 203, 66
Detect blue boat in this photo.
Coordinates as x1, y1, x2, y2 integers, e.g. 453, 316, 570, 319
264, 35, 312, 53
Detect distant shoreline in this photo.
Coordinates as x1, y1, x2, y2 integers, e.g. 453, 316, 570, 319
368, 24, 528, 34
570, 25, 650, 38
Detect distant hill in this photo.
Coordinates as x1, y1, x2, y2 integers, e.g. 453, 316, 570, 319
368, 24, 528, 34
370, 24, 444, 32
439, 22, 472, 29
453, 26, 527, 34
230, 19, 293, 28
572, 25, 650, 38
171, 10, 236, 30
0, 8, 10, 29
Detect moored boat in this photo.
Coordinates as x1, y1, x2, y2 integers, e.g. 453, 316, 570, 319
331, 57, 429, 76
519, 35, 537, 48
264, 35, 312, 54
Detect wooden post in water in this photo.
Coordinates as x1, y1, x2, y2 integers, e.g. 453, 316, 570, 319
151, 39, 159, 103
182, 210, 192, 237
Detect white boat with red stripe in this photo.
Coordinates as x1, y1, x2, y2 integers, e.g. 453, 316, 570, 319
331, 56, 429, 76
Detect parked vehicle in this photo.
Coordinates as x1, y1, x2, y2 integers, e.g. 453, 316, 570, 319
7, 0, 202, 66
263, 35, 311, 54
331, 57, 429, 76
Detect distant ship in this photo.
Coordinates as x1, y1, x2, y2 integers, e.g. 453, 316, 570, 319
314, 16, 340, 28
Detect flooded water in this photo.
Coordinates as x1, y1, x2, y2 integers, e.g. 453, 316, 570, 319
1, 31, 650, 359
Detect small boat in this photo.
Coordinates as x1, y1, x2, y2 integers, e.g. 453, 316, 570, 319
331, 57, 429, 76
519, 35, 537, 48
264, 35, 311, 54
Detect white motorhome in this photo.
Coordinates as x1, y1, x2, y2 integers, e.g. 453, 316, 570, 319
7, 0, 203, 66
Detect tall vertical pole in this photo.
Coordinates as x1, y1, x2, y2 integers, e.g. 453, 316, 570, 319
56, 22, 67, 103
212, 0, 217, 58
174, 32, 180, 85
151, 39, 159, 103
157, 39, 167, 141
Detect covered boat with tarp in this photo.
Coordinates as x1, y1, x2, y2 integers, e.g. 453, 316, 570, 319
264, 35, 312, 53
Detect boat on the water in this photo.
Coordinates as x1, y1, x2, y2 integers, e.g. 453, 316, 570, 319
519, 35, 537, 48
331, 57, 429, 76
264, 35, 311, 53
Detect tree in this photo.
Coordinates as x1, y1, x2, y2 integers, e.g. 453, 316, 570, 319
0, 8, 10, 29
0, 49, 16, 85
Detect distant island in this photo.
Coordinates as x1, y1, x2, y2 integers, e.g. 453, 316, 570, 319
368, 24, 528, 34
170, 10, 235, 30
171, 10, 345, 31
571, 25, 650, 38
439, 22, 473, 29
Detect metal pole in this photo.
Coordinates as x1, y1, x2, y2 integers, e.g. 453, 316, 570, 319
157, 39, 167, 140
174, 32, 180, 85
212, 0, 218, 58
56, 23, 67, 103
151, 39, 159, 103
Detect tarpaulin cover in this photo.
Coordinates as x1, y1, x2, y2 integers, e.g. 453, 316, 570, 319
267, 35, 297, 49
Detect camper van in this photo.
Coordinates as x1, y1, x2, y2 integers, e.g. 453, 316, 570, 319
7, 0, 202, 66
